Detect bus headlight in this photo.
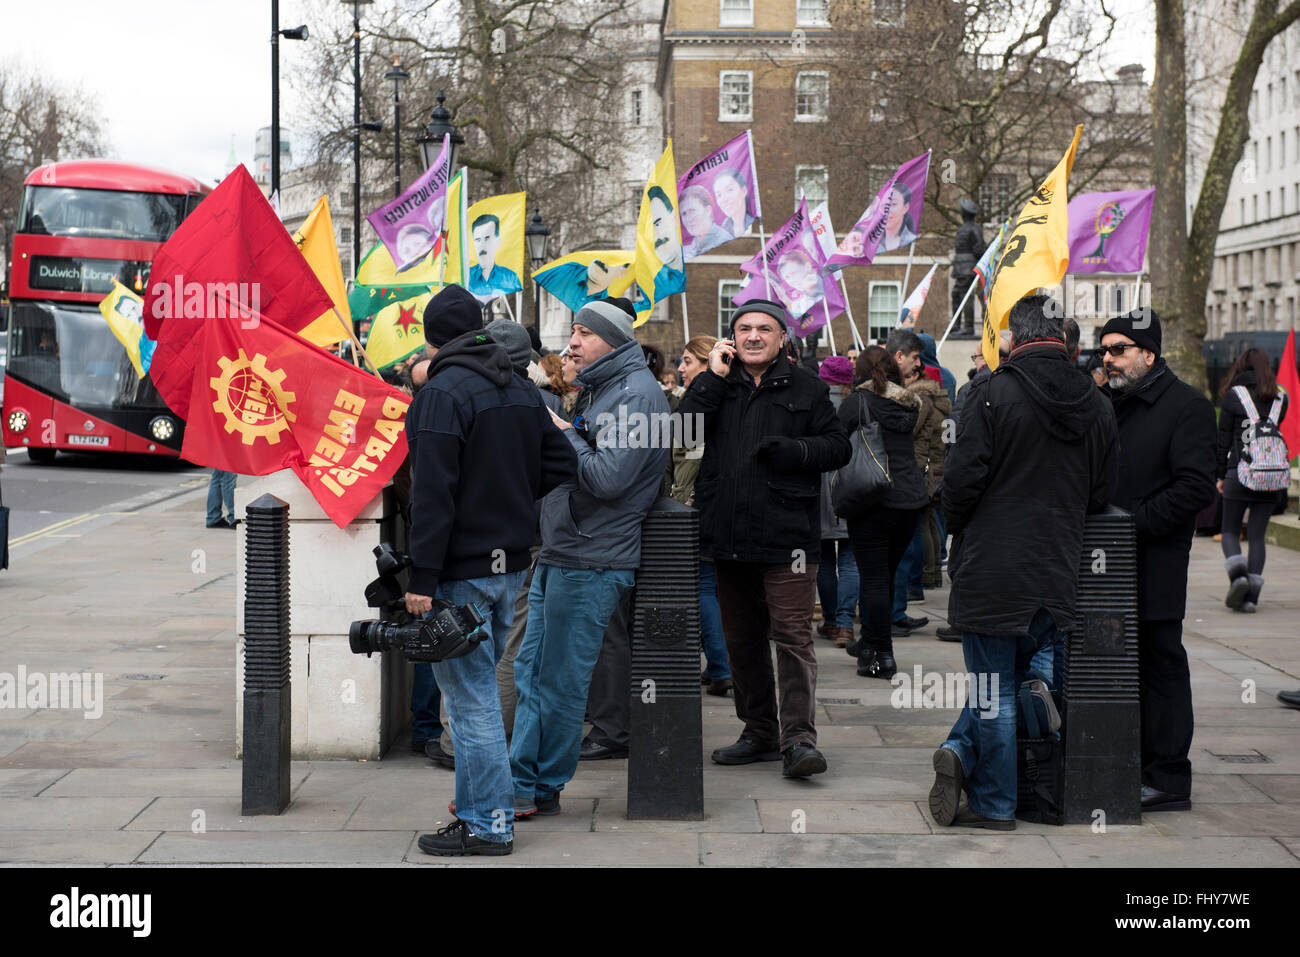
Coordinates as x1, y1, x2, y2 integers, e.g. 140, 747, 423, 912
149, 416, 176, 441
7, 409, 29, 433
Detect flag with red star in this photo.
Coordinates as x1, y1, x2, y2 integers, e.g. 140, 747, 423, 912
367, 292, 431, 369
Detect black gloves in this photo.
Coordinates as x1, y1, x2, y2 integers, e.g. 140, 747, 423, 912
756, 435, 806, 471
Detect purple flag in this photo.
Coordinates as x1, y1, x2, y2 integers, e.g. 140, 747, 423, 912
366, 135, 451, 273
824, 151, 930, 271
733, 197, 844, 333
677, 131, 762, 260
1067, 189, 1154, 274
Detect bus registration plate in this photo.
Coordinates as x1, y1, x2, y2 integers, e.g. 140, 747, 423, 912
66, 435, 110, 447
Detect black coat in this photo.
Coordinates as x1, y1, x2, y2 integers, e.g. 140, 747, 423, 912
1216, 370, 1291, 502
837, 380, 930, 511
1105, 359, 1218, 621
943, 343, 1119, 637
679, 351, 851, 564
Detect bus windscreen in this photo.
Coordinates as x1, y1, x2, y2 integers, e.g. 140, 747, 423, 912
20, 185, 187, 243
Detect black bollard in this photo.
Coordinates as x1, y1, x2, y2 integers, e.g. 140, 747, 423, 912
1060, 506, 1142, 825
241, 493, 291, 815
627, 497, 704, 820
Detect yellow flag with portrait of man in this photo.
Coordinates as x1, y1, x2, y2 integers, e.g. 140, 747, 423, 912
463, 191, 525, 303
608, 141, 685, 326
982, 124, 1082, 370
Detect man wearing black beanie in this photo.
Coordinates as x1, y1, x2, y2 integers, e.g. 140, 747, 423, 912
1099, 307, 1216, 814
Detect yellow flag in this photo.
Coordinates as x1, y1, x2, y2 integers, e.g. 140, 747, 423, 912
357, 237, 442, 285
97, 280, 149, 378
608, 141, 684, 326
367, 293, 432, 370
983, 124, 1082, 370
442, 171, 470, 287
465, 191, 526, 303
292, 195, 353, 347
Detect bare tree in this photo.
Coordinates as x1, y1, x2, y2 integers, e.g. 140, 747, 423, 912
1150, 0, 1300, 390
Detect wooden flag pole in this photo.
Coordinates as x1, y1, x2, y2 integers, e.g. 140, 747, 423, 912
680, 292, 690, 342
937, 281, 979, 351
333, 306, 380, 376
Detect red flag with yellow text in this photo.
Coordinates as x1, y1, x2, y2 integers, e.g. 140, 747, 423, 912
143, 164, 336, 419
181, 313, 411, 527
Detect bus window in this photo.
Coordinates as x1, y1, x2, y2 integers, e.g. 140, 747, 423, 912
20, 186, 187, 242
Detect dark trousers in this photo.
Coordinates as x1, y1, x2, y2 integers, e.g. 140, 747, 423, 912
714, 560, 819, 752
1138, 618, 1194, 795
584, 589, 634, 748
848, 506, 920, 651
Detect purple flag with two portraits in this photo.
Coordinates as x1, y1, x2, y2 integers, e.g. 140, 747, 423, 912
676, 131, 763, 261
366, 135, 451, 273
823, 151, 930, 272
1066, 189, 1155, 274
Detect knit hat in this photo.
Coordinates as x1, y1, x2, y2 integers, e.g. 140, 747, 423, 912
819, 354, 854, 386
574, 300, 635, 348
729, 299, 788, 334
424, 285, 483, 347
1100, 308, 1161, 359
485, 319, 532, 372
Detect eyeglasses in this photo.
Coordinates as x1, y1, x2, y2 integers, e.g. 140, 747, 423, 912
969, 353, 983, 362
1099, 343, 1140, 357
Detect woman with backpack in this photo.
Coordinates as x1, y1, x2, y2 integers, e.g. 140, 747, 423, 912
1216, 347, 1291, 612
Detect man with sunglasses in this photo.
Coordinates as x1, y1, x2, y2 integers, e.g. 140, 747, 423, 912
1099, 309, 1216, 814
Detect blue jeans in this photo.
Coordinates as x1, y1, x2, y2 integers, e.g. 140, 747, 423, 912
429, 570, 527, 843
892, 522, 925, 619
410, 664, 443, 744
206, 469, 236, 524
510, 564, 635, 801
699, 561, 731, 682
816, 539, 859, 628
941, 609, 1057, 821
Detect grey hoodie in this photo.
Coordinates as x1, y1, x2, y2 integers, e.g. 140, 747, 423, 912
538, 339, 670, 570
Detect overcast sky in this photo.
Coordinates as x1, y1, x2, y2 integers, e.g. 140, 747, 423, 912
1, 0, 1157, 187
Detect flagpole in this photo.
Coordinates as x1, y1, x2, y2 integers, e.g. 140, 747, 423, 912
836, 272, 866, 349
680, 292, 690, 342
824, 301, 836, 353
333, 306, 379, 376
898, 244, 915, 324
500, 294, 517, 321
937, 282, 978, 351
1130, 270, 1143, 311
745, 129, 773, 299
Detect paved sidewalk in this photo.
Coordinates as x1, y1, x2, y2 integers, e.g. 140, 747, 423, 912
1, 493, 1298, 867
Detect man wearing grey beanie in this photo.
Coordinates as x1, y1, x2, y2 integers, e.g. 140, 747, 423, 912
509, 299, 669, 815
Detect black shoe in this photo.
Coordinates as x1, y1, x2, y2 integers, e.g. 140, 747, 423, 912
206, 518, 232, 529
425, 740, 455, 769
227, 518, 241, 528
1140, 785, 1191, 812
712, 736, 781, 765
891, 622, 911, 638
701, 671, 710, 685
936, 625, 961, 642
1278, 689, 1300, 709
908, 589, 925, 603
705, 677, 733, 697
845, 639, 862, 657
857, 649, 897, 679
895, 615, 929, 630
535, 791, 561, 816
929, 748, 964, 825
579, 738, 628, 761
412, 737, 436, 755
782, 744, 827, 778
417, 819, 512, 857
952, 806, 1015, 831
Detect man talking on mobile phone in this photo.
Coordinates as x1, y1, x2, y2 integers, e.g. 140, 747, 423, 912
677, 299, 851, 778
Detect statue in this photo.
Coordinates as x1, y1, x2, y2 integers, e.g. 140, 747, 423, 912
951, 198, 986, 339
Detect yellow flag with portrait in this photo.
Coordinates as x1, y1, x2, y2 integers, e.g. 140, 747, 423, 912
608, 141, 684, 326
463, 192, 525, 303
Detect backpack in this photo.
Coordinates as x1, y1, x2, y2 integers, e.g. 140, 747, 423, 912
1232, 385, 1290, 493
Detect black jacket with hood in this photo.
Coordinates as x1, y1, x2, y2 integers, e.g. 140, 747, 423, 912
943, 341, 1119, 636
405, 330, 578, 595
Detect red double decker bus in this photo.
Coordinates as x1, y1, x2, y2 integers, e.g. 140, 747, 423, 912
2, 160, 207, 461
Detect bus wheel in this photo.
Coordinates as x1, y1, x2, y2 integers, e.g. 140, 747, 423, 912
26, 448, 57, 464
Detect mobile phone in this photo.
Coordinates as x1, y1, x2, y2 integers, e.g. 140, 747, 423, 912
720, 338, 734, 364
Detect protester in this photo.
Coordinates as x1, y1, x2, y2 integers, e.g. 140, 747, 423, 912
670, 335, 732, 695
839, 346, 929, 678
816, 355, 860, 649
884, 329, 931, 634
405, 285, 578, 856
679, 299, 850, 777
205, 469, 238, 529
930, 294, 1118, 831
1215, 347, 1290, 612
1085, 352, 1107, 389
905, 338, 951, 597
512, 301, 669, 805
918, 332, 956, 404
1101, 308, 1217, 813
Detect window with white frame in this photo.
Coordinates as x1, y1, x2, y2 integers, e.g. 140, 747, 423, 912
719, 71, 753, 121
795, 72, 829, 121
796, 0, 829, 26
630, 88, 644, 127
720, 0, 753, 26
873, 0, 905, 27
718, 279, 745, 336
795, 165, 828, 210
868, 281, 900, 341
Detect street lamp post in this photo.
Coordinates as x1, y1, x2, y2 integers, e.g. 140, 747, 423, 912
270, 0, 309, 200
524, 207, 550, 335
384, 57, 409, 199
343, 0, 374, 277
416, 90, 464, 174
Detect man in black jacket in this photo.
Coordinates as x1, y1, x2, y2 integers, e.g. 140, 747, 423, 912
404, 285, 578, 856
931, 294, 1119, 831
1100, 308, 1216, 813
678, 299, 851, 778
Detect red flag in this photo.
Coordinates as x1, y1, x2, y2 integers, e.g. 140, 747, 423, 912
143, 164, 335, 419
181, 312, 411, 527
1278, 327, 1300, 459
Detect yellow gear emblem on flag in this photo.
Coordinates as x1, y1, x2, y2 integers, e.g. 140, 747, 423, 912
209, 349, 298, 445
